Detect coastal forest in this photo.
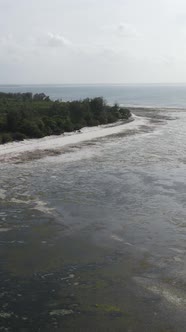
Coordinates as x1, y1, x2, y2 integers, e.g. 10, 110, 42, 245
0, 92, 131, 144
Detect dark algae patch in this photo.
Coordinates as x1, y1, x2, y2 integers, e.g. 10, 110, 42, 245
0, 243, 178, 331
0, 212, 155, 332
0, 255, 129, 331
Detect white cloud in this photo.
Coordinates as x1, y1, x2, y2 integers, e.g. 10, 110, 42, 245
116, 23, 140, 38
102, 22, 140, 39
0, 34, 24, 63
1, 0, 186, 83
45, 33, 72, 48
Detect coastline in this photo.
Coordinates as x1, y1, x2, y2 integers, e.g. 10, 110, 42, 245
1, 103, 181, 163
0, 114, 148, 163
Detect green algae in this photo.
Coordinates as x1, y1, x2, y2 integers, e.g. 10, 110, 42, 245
95, 304, 123, 314
49, 309, 74, 316
94, 279, 108, 289
139, 257, 153, 270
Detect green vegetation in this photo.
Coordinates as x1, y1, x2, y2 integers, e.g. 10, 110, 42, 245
0, 92, 131, 144
95, 304, 123, 314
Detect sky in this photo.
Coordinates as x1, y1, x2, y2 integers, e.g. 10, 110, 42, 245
0, 0, 186, 84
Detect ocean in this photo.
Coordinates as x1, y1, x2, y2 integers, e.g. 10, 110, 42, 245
1, 84, 186, 108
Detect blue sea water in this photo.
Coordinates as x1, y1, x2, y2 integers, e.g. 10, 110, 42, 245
1, 84, 186, 108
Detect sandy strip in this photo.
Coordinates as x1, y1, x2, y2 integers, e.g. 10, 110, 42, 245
0, 115, 148, 162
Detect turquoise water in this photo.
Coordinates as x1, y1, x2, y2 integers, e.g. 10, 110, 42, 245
1, 84, 186, 107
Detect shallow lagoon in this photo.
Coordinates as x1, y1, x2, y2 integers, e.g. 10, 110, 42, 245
0, 108, 186, 331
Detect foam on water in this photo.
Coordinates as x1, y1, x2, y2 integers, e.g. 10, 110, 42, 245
10, 198, 55, 215
0, 189, 7, 200
134, 276, 186, 309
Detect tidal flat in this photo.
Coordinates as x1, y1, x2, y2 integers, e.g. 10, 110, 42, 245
0, 108, 186, 331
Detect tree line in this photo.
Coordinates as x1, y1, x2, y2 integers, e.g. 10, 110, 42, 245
0, 92, 131, 144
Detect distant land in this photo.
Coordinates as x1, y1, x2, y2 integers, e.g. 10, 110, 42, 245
1, 84, 186, 108
0, 92, 131, 144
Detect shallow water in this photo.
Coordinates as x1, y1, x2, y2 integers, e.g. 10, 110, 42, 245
0, 109, 186, 331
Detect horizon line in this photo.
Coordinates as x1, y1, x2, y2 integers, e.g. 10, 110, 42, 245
1, 82, 186, 86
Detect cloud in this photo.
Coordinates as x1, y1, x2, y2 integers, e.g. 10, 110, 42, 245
0, 34, 14, 46
0, 33, 42, 64
116, 23, 140, 38
102, 22, 141, 39
0, 34, 24, 62
45, 33, 72, 48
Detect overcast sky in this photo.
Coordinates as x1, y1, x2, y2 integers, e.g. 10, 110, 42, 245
1, 0, 186, 84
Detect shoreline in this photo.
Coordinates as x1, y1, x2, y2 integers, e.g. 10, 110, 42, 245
124, 106, 186, 111
1, 105, 180, 163
0, 114, 148, 163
